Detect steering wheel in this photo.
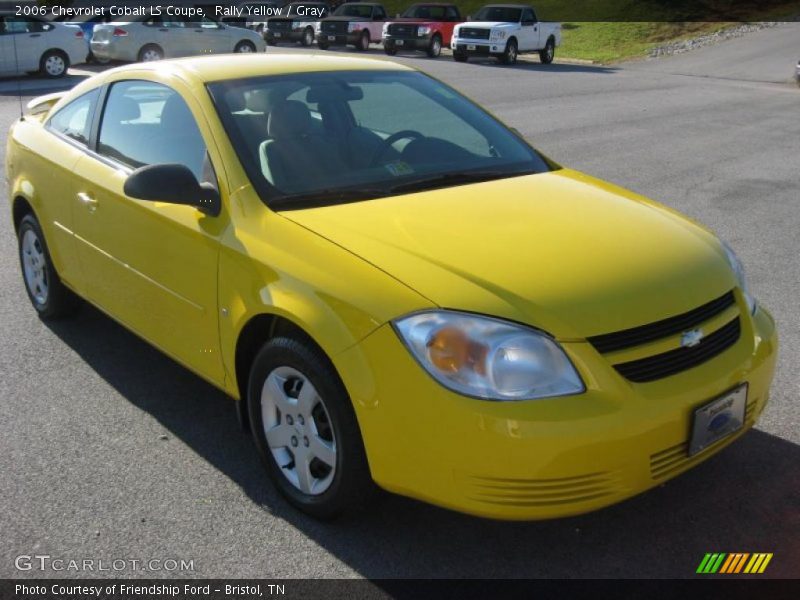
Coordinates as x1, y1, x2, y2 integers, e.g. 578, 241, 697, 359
370, 130, 424, 167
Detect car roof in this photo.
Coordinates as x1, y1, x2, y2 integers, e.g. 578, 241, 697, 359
100, 54, 412, 84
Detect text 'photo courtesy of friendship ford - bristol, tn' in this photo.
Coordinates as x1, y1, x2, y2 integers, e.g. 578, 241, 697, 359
5, 22, 776, 519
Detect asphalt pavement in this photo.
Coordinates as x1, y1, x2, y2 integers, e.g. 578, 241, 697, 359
1, 24, 798, 579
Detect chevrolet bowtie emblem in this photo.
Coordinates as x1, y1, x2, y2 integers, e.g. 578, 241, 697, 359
681, 329, 705, 348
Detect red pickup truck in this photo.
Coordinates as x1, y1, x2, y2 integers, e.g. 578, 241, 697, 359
383, 3, 463, 58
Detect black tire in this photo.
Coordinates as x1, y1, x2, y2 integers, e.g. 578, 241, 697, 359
453, 51, 468, 62
247, 336, 376, 519
318, 40, 330, 50
301, 27, 314, 47
384, 43, 397, 56
137, 44, 164, 62
39, 50, 69, 78
540, 37, 555, 64
17, 214, 78, 319
234, 40, 257, 53
267, 39, 278, 46
426, 34, 442, 58
356, 30, 370, 51
500, 38, 518, 65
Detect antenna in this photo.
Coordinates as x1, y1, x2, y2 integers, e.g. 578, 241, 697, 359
11, 18, 24, 119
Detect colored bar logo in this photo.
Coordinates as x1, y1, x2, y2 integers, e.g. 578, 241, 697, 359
696, 553, 773, 574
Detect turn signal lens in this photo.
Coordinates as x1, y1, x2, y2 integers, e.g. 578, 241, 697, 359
113, 28, 128, 37
394, 311, 585, 401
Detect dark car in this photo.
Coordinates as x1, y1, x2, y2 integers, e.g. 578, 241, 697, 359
266, 2, 330, 46
383, 3, 462, 58
316, 2, 387, 51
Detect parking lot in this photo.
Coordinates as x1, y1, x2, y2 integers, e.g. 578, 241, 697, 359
1, 23, 798, 578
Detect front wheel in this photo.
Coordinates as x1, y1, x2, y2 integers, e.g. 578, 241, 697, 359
426, 34, 442, 58
384, 43, 397, 56
39, 50, 68, 78
453, 51, 468, 62
17, 214, 78, 319
318, 40, 330, 50
234, 40, 257, 53
500, 39, 518, 65
540, 37, 555, 64
356, 30, 370, 51
248, 337, 376, 519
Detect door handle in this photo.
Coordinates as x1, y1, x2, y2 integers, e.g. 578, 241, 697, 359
29, 34, 41, 38
159, 28, 169, 32
534, 26, 538, 31
77, 192, 98, 213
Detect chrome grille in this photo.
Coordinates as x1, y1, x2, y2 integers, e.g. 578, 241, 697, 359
458, 27, 490, 40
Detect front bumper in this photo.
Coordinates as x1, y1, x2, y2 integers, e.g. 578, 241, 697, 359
384, 34, 431, 51
318, 31, 361, 46
266, 29, 305, 43
336, 301, 778, 520
452, 40, 506, 56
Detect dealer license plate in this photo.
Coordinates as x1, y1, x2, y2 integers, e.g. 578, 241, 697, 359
274, 32, 281, 38
467, 44, 476, 50
688, 384, 747, 456
328, 35, 335, 41
396, 39, 404, 46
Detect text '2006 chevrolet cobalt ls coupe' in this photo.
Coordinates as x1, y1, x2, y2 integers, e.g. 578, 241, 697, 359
6, 55, 776, 520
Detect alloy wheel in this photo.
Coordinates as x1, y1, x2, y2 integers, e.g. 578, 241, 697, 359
45, 55, 66, 77
21, 229, 48, 305
261, 366, 337, 495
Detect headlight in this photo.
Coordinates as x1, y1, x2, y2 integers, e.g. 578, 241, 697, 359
721, 241, 757, 314
393, 311, 585, 401
490, 30, 507, 42
382, 23, 389, 35
314, 22, 322, 32
348, 22, 360, 32
418, 25, 432, 36
293, 21, 311, 30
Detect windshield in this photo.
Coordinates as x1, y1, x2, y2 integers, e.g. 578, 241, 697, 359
334, 4, 373, 18
208, 70, 552, 210
474, 6, 522, 22
402, 4, 448, 19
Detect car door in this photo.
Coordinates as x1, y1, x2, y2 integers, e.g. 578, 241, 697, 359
70, 79, 226, 385
520, 7, 539, 51
4, 17, 45, 72
0, 17, 10, 75
370, 5, 386, 41
191, 17, 231, 54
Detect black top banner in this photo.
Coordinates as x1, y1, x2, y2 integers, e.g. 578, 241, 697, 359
1, 0, 799, 22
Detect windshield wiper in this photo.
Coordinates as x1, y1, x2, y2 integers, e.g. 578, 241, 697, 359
270, 186, 389, 210
387, 170, 533, 195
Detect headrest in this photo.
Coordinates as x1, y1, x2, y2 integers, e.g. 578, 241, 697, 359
225, 88, 246, 112
246, 89, 272, 113
306, 84, 363, 104
267, 101, 314, 138
160, 94, 196, 132
105, 96, 140, 123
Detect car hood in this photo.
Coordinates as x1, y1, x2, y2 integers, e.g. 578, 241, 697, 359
323, 16, 370, 23
281, 169, 735, 339
460, 21, 512, 29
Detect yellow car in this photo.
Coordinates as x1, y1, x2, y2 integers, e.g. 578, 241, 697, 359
6, 55, 777, 520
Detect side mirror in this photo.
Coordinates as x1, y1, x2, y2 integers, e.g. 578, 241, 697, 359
124, 164, 220, 217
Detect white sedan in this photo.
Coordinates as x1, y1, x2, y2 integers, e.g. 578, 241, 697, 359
91, 15, 266, 63
0, 15, 87, 78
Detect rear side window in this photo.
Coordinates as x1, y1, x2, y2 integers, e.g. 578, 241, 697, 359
46, 89, 100, 146
97, 81, 209, 181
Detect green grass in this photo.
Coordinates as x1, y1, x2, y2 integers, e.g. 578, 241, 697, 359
379, 1, 800, 63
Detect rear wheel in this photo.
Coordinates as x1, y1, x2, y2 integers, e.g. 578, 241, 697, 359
234, 40, 257, 53
500, 38, 518, 65
138, 44, 163, 62
427, 34, 442, 58
302, 27, 314, 47
247, 337, 376, 519
39, 50, 68, 78
17, 214, 77, 319
540, 37, 555, 64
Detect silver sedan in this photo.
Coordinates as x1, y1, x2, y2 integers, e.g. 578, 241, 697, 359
91, 15, 266, 62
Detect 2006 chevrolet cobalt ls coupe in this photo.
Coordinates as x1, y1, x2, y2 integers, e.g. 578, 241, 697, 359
6, 55, 777, 520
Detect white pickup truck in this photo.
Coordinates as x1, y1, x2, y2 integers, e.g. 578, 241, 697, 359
451, 4, 561, 65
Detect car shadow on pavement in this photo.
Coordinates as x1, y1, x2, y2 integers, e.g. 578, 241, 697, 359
0, 73, 91, 97
44, 303, 799, 579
